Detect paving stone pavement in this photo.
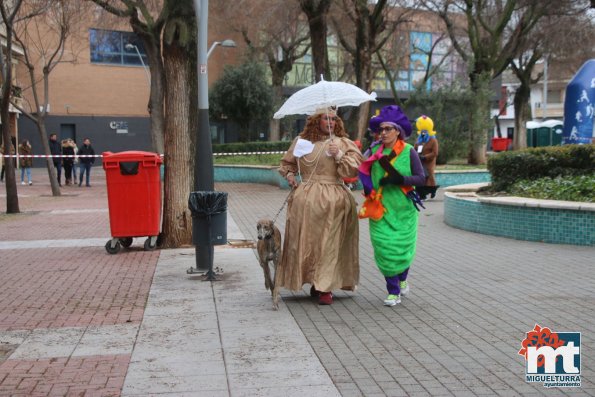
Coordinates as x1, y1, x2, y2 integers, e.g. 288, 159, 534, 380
223, 182, 594, 397
0, 172, 593, 396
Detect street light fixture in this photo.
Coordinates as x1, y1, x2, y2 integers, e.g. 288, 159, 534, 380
125, 43, 151, 86
207, 39, 237, 59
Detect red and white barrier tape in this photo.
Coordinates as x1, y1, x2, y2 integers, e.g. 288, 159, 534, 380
213, 151, 287, 156
0, 154, 101, 158
1, 151, 287, 158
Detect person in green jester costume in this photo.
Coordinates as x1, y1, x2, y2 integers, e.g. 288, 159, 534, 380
359, 105, 426, 306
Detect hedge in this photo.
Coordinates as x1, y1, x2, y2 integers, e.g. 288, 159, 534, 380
487, 144, 595, 191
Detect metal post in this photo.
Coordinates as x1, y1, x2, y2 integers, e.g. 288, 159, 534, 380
194, 0, 214, 192
193, 0, 214, 274
134, 46, 151, 87
543, 56, 548, 121
125, 44, 150, 87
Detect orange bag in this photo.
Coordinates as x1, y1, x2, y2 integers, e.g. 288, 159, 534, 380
358, 188, 386, 220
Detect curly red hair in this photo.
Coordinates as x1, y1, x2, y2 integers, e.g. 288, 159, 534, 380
299, 114, 348, 142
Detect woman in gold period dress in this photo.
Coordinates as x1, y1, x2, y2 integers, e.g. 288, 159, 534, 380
277, 108, 363, 305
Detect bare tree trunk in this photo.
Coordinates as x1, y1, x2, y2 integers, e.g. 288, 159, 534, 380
269, 119, 281, 141
494, 115, 502, 138
1, 128, 19, 214
513, 82, 531, 150
269, 83, 283, 141
0, 7, 19, 213
356, 102, 370, 142
467, 73, 490, 165
300, 0, 331, 81
355, 51, 373, 141
161, 43, 193, 248
141, 35, 165, 155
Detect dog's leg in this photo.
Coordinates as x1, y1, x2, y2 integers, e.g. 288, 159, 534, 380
272, 255, 280, 310
263, 260, 274, 293
260, 260, 272, 290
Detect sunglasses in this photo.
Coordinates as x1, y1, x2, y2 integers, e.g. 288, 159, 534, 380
378, 126, 396, 133
322, 116, 338, 121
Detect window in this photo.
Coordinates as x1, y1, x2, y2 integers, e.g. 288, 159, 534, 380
547, 90, 561, 104
409, 31, 432, 91
90, 29, 148, 66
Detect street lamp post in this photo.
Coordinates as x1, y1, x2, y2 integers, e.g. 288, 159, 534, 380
189, 0, 237, 277
207, 39, 236, 59
194, 0, 213, 193
125, 43, 150, 86
190, 0, 216, 277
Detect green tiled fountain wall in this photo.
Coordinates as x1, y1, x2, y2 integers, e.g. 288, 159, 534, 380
444, 195, 595, 246
214, 166, 490, 189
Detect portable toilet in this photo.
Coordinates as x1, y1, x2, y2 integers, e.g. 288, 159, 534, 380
526, 120, 564, 147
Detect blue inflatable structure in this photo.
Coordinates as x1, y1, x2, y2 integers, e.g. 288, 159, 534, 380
563, 59, 595, 144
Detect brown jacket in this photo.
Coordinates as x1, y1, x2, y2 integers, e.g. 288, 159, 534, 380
19, 144, 33, 168
414, 138, 438, 186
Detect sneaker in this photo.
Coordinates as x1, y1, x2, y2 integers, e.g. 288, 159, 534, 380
21, 181, 25, 185
383, 294, 401, 306
28, 181, 32, 185
400, 281, 410, 297
318, 292, 333, 305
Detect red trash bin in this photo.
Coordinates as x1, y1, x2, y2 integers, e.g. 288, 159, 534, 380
102, 151, 163, 254
491, 137, 511, 152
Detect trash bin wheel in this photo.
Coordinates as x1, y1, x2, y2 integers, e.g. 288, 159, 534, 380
119, 237, 133, 248
105, 240, 121, 255
144, 237, 157, 251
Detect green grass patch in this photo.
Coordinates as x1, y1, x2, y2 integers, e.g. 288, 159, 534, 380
507, 175, 595, 202
214, 154, 283, 166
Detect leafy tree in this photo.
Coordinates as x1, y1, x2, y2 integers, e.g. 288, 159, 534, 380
508, 1, 593, 150
214, 0, 309, 141
210, 62, 273, 142
406, 87, 472, 164
332, 0, 413, 141
430, 0, 551, 164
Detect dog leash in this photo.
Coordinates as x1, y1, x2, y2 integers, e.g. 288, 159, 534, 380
271, 189, 293, 225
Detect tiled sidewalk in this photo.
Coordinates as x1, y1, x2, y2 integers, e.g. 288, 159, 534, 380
0, 174, 593, 396
1, 174, 158, 396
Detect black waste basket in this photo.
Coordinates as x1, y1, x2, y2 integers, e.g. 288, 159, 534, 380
188, 191, 228, 245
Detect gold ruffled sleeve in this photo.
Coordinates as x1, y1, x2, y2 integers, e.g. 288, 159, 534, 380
335, 138, 363, 178
278, 138, 299, 178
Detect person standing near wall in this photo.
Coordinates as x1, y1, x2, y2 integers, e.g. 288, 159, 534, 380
72, 140, 78, 181
77, 138, 95, 187
62, 139, 76, 186
18, 139, 33, 185
49, 133, 62, 186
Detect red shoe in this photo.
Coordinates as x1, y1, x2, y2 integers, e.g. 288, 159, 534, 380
310, 285, 320, 297
318, 292, 333, 305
